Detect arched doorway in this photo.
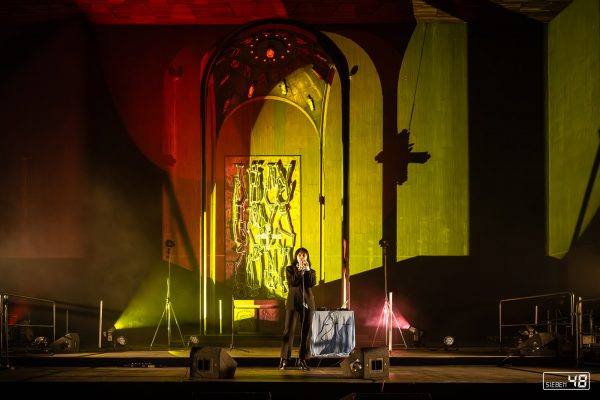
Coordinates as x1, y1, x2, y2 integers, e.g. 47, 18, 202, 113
199, 20, 350, 334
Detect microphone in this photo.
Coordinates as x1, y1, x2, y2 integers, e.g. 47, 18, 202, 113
298, 260, 309, 271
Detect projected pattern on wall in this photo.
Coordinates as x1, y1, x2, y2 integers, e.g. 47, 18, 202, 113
225, 156, 300, 299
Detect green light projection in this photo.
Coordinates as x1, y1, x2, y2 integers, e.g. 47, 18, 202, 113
547, 0, 600, 259
396, 23, 469, 260
325, 32, 383, 276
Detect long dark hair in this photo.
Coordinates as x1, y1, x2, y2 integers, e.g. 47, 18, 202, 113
294, 247, 311, 267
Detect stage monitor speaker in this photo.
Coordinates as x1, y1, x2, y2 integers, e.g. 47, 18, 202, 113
362, 347, 389, 379
190, 346, 237, 379
341, 347, 364, 378
49, 332, 80, 353
341, 347, 389, 379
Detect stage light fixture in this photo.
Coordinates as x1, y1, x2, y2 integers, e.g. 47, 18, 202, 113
103, 326, 127, 349
189, 335, 201, 346
407, 325, 423, 345
115, 335, 127, 347
103, 326, 115, 342
443, 335, 456, 349
32, 336, 49, 350
49, 332, 80, 353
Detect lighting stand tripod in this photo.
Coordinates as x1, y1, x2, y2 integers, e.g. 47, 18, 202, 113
371, 239, 407, 352
150, 240, 185, 349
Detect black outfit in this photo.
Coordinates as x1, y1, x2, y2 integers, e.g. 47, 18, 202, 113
279, 261, 317, 365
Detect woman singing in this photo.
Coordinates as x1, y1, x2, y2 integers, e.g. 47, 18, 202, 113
278, 247, 317, 370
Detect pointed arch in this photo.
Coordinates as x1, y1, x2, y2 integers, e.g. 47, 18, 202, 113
198, 19, 350, 333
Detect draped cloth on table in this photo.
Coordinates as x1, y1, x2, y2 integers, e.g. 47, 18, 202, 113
309, 310, 355, 357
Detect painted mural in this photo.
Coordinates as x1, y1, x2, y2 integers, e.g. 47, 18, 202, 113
225, 156, 300, 299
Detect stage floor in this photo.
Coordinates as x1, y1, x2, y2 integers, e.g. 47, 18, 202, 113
1, 346, 598, 399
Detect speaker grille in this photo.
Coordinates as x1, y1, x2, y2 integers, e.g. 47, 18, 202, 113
341, 347, 389, 379
362, 347, 389, 379
190, 346, 237, 379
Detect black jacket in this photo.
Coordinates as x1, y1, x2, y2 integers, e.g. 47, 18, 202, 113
285, 262, 316, 310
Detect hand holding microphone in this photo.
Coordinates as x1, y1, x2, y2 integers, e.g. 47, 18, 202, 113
298, 260, 309, 272
296, 251, 310, 272
303, 260, 310, 271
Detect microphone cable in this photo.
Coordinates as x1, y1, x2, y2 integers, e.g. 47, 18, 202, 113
299, 260, 306, 364
299, 259, 310, 365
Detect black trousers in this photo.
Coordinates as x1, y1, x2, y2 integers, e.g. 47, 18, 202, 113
280, 308, 313, 360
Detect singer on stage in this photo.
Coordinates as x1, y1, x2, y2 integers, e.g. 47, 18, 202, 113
278, 247, 316, 371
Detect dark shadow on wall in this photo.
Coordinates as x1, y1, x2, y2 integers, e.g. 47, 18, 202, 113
83, 20, 165, 314
314, 254, 566, 348
564, 130, 600, 300
565, 206, 600, 299
84, 20, 206, 348
315, 10, 566, 348
0, 15, 169, 339
467, 9, 547, 258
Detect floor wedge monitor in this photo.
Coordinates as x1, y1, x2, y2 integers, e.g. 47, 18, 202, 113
190, 346, 237, 379
341, 347, 389, 379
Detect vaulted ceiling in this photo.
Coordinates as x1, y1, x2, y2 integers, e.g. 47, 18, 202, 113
3, 0, 574, 25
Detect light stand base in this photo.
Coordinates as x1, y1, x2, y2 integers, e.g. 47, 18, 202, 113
149, 243, 185, 349
371, 292, 407, 351
150, 299, 185, 349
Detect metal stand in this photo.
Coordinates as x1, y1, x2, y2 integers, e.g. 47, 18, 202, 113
1, 294, 10, 369
371, 240, 407, 352
150, 240, 184, 349
229, 295, 250, 352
